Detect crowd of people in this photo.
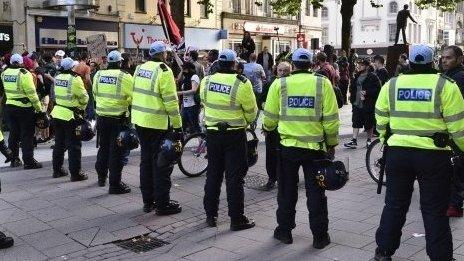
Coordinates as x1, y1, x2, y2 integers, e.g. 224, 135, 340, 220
0, 33, 464, 260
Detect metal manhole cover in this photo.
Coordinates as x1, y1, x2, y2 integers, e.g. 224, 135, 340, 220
113, 235, 169, 253
244, 174, 268, 190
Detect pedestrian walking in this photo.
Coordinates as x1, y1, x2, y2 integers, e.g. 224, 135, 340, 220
51, 57, 89, 181
344, 58, 381, 149
93, 50, 134, 194
441, 45, 464, 218
131, 41, 183, 215
0, 54, 43, 169
201, 49, 258, 230
263, 48, 340, 247
374, 44, 464, 261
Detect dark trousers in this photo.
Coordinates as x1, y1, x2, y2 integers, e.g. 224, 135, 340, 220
53, 119, 82, 176
182, 105, 200, 134
376, 147, 453, 261
204, 130, 248, 220
395, 26, 407, 44
265, 129, 280, 182
135, 126, 172, 206
339, 79, 349, 104
450, 175, 463, 209
95, 116, 125, 187
276, 146, 328, 239
4, 105, 35, 164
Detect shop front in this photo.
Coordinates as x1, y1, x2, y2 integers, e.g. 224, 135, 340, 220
123, 23, 221, 58
34, 16, 119, 53
222, 17, 300, 59
0, 24, 13, 55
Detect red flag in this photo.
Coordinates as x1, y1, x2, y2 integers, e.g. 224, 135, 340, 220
157, 0, 183, 47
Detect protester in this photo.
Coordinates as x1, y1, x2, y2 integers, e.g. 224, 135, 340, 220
276, 46, 291, 64
373, 55, 390, 86
338, 53, 350, 105
395, 53, 410, 76
205, 49, 220, 75
314, 52, 338, 86
189, 50, 205, 80
257, 46, 274, 83
344, 58, 381, 149
241, 31, 255, 62
177, 62, 201, 134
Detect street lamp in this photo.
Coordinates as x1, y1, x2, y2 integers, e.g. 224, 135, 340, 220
43, 0, 99, 57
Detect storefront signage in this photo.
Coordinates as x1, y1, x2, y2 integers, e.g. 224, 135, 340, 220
124, 24, 168, 49
0, 25, 13, 53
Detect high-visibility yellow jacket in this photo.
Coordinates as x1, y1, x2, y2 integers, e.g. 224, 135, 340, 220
92, 69, 133, 117
375, 73, 464, 151
50, 72, 89, 121
199, 72, 257, 130
263, 70, 340, 151
1, 67, 42, 112
0, 130, 3, 142
131, 61, 181, 130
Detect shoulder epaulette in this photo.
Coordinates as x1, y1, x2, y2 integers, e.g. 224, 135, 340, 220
19, 68, 28, 74
439, 73, 456, 83
159, 63, 168, 72
314, 72, 325, 78
236, 74, 247, 83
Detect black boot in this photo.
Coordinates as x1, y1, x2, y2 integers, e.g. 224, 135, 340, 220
53, 167, 69, 178
97, 173, 107, 187
70, 172, 88, 182
143, 203, 156, 213
109, 182, 131, 194
156, 200, 182, 216
374, 248, 392, 261
206, 216, 218, 227
0, 141, 13, 163
24, 159, 42, 169
313, 234, 331, 249
0, 231, 14, 249
273, 227, 293, 244
230, 216, 255, 231
10, 158, 22, 168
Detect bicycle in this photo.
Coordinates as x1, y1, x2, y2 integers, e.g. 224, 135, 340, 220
178, 128, 258, 177
365, 138, 387, 186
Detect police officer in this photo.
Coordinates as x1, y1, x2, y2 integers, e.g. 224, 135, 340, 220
0, 54, 43, 169
131, 41, 183, 214
374, 45, 464, 261
93, 50, 133, 194
51, 58, 89, 181
201, 49, 257, 230
263, 48, 340, 247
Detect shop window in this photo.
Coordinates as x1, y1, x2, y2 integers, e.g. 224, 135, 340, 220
232, 0, 241, 13
305, 0, 311, 16
389, 1, 398, 14
313, 6, 318, 17
135, 0, 146, 13
185, 0, 191, 17
321, 7, 328, 18
245, 0, 253, 15
388, 23, 396, 42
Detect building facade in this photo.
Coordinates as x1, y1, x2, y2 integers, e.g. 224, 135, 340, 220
0, 0, 223, 55
221, 0, 322, 58
322, 0, 462, 55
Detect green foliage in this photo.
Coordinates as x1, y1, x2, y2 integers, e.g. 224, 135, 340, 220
197, 0, 214, 14
415, 0, 460, 11
269, 0, 322, 16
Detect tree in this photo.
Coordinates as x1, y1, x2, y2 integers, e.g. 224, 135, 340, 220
270, 0, 461, 54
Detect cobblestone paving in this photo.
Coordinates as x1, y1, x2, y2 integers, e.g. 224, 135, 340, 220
0, 135, 464, 261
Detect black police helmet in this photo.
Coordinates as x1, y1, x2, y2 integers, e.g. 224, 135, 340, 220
157, 138, 183, 167
35, 113, 51, 129
76, 120, 95, 142
116, 128, 139, 151
315, 160, 349, 191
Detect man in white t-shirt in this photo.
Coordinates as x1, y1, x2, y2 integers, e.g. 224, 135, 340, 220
177, 62, 201, 133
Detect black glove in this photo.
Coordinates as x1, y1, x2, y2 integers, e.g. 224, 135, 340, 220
326, 146, 335, 161
35, 111, 46, 119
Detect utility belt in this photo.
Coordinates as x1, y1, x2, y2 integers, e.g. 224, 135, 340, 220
206, 122, 245, 132
8, 97, 30, 105
97, 114, 130, 127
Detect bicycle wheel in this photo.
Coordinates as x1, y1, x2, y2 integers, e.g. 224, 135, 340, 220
365, 138, 386, 185
178, 132, 208, 177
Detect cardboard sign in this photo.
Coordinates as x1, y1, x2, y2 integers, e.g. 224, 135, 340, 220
87, 34, 107, 58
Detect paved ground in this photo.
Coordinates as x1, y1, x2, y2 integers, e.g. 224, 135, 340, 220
1, 106, 464, 261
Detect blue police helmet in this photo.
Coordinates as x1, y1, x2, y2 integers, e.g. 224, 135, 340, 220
149, 41, 167, 57
218, 49, 237, 62
409, 44, 434, 65
292, 48, 313, 62
61, 57, 75, 70
107, 50, 124, 63
10, 54, 23, 65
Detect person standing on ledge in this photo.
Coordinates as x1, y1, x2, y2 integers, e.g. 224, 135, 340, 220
395, 4, 417, 45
